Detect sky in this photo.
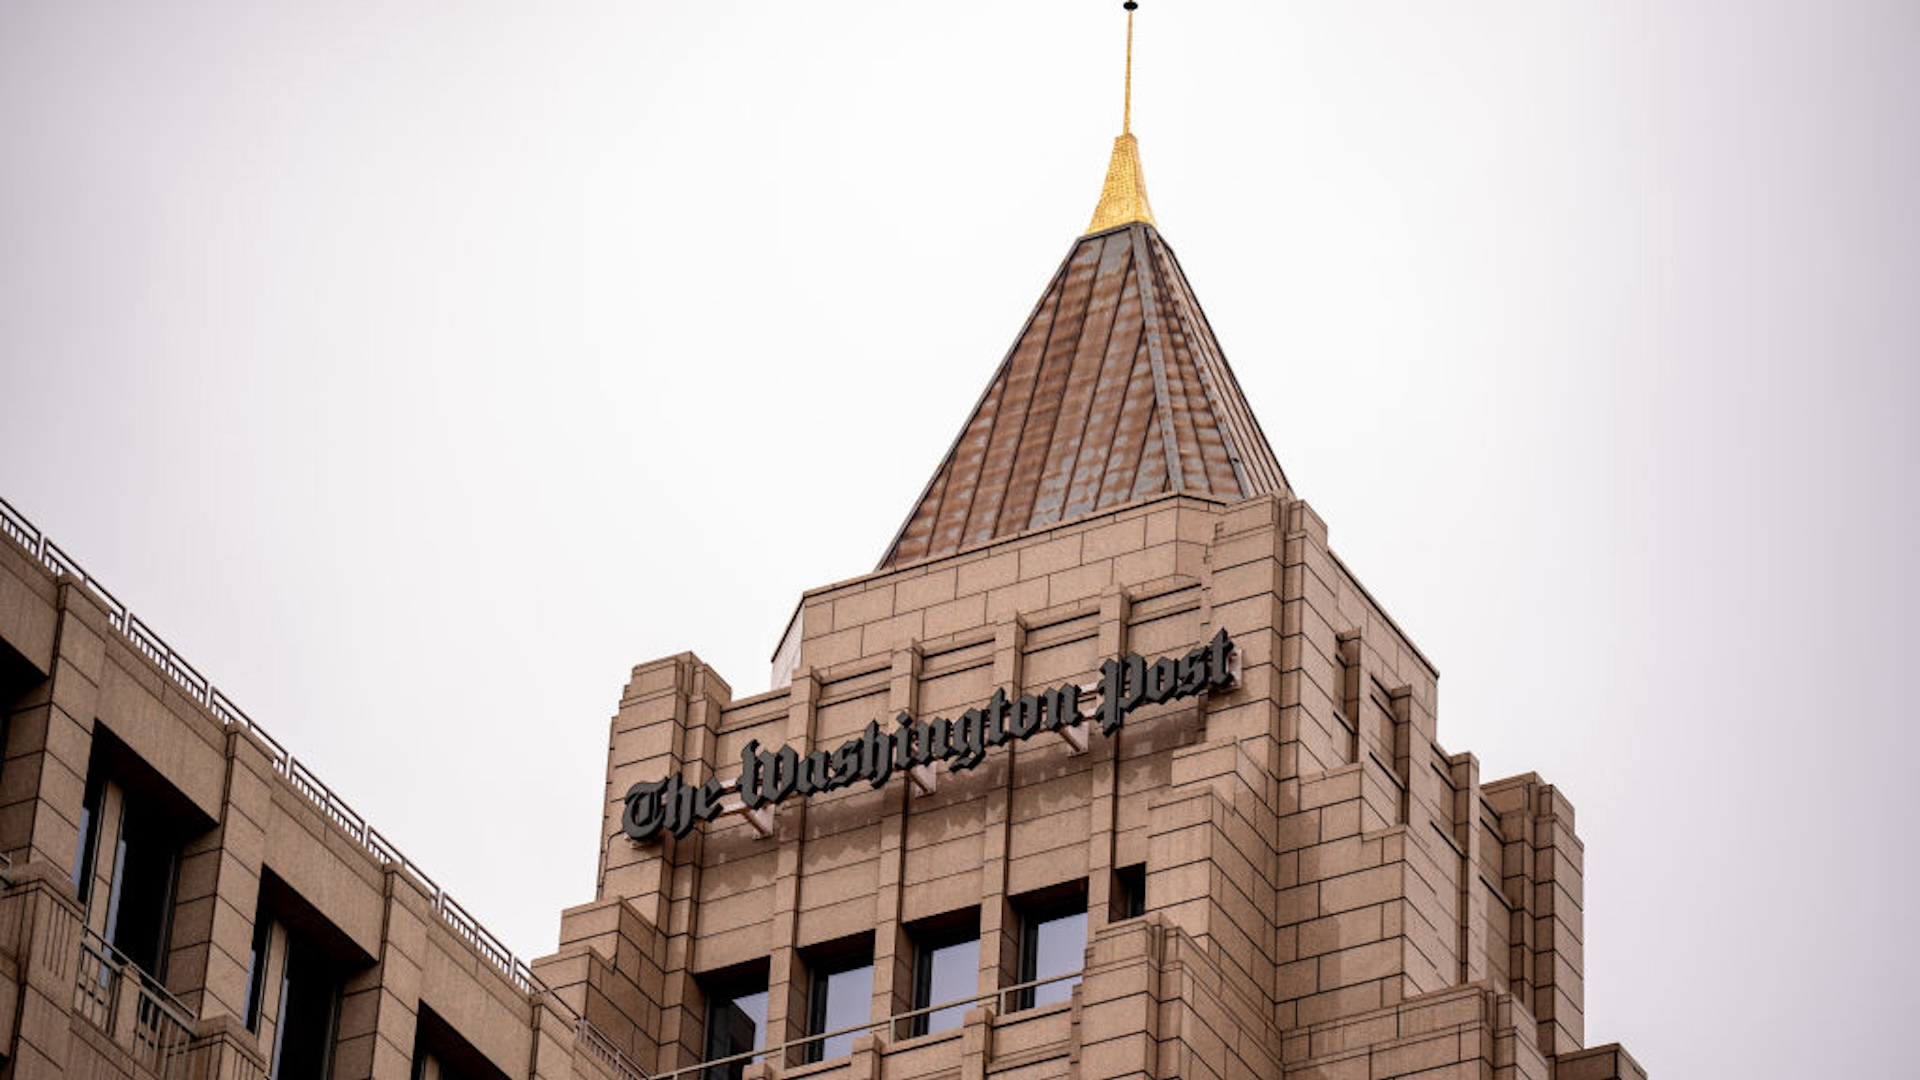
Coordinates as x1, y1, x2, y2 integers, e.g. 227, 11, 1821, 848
2, 1, 1917, 1075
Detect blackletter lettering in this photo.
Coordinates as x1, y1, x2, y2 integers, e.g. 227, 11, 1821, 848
624, 633, 1235, 842
926, 716, 955, 762
984, 689, 1011, 747
1177, 650, 1206, 695
1008, 693, 1043, 739
767, 746, 801, 803
860, 720, 894, 788
1098, 653, 1148, 734
795, 750, 832, 796
1040, 683, 1080, 731
894, 712, 917, 771
738, 741, 771, 809
1145, 657, 1180, 704
950, 708, 988, 770
828, 742, 862, 790
1207, 629, 1234, 688
622, 779, 669, 841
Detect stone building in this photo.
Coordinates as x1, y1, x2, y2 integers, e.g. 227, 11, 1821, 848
0, 46, 1648, 1080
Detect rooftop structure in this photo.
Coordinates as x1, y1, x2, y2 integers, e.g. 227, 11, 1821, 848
0, 8, 1650, 1079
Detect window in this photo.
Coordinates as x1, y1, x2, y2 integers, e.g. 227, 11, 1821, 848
803, 937, 874, 1063
908, 913, 980, 1037
703, 966, 768, 1080
71, 734, 210, 982
1111, 864, 1146, 921
104, 790, 180, 977
1014, 884, 1087, 1010
269, 930, 339, 1080
248, 887, 343, 1080
244, 914, 272, 1032
412, 1005, 512, 1080
71, 774, 102, 904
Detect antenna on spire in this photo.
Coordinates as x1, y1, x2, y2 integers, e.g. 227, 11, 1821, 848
1085, 0, 1156, 234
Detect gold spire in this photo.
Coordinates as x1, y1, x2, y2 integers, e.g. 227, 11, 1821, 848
1086, 2, 1156, 234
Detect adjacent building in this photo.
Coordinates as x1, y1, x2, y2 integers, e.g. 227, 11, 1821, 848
0, 65, 1649, 1080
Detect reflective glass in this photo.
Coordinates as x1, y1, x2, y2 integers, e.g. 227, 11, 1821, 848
810, 963, 873, 1060
1029, 910, 1086, 1007
916, 937, 979, 1034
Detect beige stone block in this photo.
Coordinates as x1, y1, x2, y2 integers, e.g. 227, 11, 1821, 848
957, 552, 1019, 596
1017, 534, 1083, 580
834, 586, 896, 630
985, 578, 1050, 624
1317, 937, 1402, 989
1318, 800, 1362, 843
1082, 517, 1146, 561
1319, 865, 1401, 916
1112, 544, 1179, 588
1298, 905, 1384, 960
1295, 980, 1386, 1027
862, 612, 924, 656
896, 571, 958, 613
1047, 561, 1113, 604
924, 594, 987, 638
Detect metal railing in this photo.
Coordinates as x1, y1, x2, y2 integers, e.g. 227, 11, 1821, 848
75, 929, 196, 1078
577, 1014, 650, 1080
656, 971, 1082, 1080
3, 495, 645, 1078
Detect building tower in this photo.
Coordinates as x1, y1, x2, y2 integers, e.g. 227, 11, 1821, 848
555, 11, 1651, 1080
0, 9, 1651, 1078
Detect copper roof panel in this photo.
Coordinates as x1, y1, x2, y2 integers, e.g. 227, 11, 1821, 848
881, 223, 1287, 569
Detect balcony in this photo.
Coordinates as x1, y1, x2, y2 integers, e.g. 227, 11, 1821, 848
73, 929, 198, 1078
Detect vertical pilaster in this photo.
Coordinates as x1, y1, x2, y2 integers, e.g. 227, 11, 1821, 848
769, 670, 816, 1066
333, 873, 429, 1080
1085, 593, 1125, 936
167, 727, 275, 1021
0, 581, 110, 886
976, 621, 1024, 1002
873, 645, 920, 1031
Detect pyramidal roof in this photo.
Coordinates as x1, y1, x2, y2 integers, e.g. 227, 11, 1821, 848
880, 139, 1289, 569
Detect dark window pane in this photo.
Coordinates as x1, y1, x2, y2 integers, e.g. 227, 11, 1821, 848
71, 778, 101, 903
270, 934, 337, 1080
105, 804, 177, 975
244, 915, 272, 1032
1112, 864, 1147, 920
705, 988, 766, 1080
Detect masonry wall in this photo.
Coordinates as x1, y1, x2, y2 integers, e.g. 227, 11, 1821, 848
596, 490, 1640, 1079
0, 526, 651, 1080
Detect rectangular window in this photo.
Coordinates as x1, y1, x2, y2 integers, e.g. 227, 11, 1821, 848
1014, 884, 1087, 1011
244, 913, 273, 1032
104, 790, 179, 977
269, 930, 339, 1080
71, 774, 102, 904
803, 937, 874, 1063
1111, 863, 1146, 921
703, 969, 768, 1080
909, 916, 980, 1037
411, 1006, 507, 1080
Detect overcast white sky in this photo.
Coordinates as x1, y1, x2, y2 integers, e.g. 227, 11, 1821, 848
3, 2, 1916, 1075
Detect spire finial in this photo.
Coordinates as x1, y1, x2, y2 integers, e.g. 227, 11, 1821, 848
1087, 1, 1156, 234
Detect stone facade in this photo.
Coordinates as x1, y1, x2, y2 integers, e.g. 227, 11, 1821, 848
0, 509, 645, 1079
578, 485, 1648, 1080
